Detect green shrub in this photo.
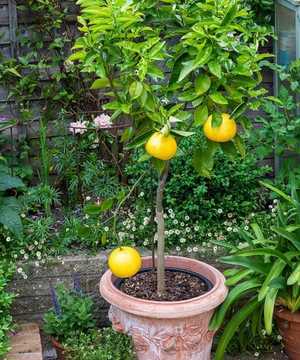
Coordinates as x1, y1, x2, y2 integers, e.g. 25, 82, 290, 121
127, 136, 270, 224
0, 260, 15, 357
43, 284, 96, 343
64, 328, 136, 360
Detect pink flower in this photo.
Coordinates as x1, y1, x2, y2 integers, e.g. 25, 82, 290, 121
94, 114, 112, 129
69, 121, 88, 135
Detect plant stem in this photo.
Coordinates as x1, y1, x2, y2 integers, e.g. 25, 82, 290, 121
156, 161, 170, 296
112, 172, 146, 243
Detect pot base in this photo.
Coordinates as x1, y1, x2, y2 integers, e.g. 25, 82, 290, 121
276, 307, 300, 360
109, 305, 214, 360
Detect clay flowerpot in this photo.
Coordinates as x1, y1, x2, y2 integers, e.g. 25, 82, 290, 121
100, 256, 228, 360
51, 337, 66, 360
276, 307, 300, 360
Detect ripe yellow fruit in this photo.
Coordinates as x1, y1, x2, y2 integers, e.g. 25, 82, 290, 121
145, 132, 177, 161
108, 247, 142, 278
203, 113, 237, 143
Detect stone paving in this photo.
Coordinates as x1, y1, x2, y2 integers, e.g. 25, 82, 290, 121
6, 323, 43, 360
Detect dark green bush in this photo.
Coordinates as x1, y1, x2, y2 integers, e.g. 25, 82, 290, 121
127, 136, 270, 223
64, 328, 136, 360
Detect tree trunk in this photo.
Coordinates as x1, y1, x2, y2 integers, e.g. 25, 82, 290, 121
156, 162, 170, 296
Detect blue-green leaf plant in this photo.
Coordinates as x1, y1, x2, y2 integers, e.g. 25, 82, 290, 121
210, 176, 300, 359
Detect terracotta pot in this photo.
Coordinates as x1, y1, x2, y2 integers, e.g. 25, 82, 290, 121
276, 307, 300, 360
100, 256, 228, 360
51, 337, 66, 360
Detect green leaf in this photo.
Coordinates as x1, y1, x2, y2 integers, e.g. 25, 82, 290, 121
178, 45, 212, 82
212, 112, 223, 128
258, 259, 286, 301
264, 288, 278, 335
6, 68, 22, 78
125, 131, 153, 150
192, 141, 219, 177
221, 2, 238, 26
0, 197, 22, 236
208, 61, 222, 79
287, 264, 300, 286
221, 141, 238, 160
272, 227, 300, 251
171, 129, 194, 137
90, 78, 110, 89
101, 198, 114, 211
220, 255, 271, 275
260, 181, 294, 205
152, 158, 166, 174
214, 299, 260, 360
209, 92, 228, 105
0, 174, 25, 191
195, 74, 211, 95
129, 81, 143, 100
225, 269, 253, 286
233, 135, 246, 157
84, 203, 102, 215
194, 105, 208, 126
210, 279, 261, 331
236, 248, 292, 266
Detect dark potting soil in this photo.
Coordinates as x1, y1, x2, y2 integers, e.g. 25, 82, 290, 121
119, 270, 209, 301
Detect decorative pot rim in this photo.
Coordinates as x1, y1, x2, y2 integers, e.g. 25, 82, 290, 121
100, 255, 228, 319
275, 306, 300, 323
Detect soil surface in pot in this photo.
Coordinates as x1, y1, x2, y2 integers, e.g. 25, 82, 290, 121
120, 270, 209, 301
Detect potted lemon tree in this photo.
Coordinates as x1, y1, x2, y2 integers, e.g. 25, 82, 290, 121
71, 0, 270, 358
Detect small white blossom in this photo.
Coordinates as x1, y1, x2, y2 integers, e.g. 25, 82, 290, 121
185, 215, 190, 221
173, 219, 178, 225
176, 246, 181, 252
6, 237, 11, 242
21, 213, 26, 218
17, 268, 23, 273
227, 213, 233, 218
175, 229, 180, 235
69, 120, 88, 135
208, 233, 212, 237
187, 247, 192, 253
193, 247, 198, 252
104, 226, 109, 232
86, 196, 91, 201
217, 209, 223, 214
180, 238, 186, 243
194, 226, 199, 231
226, 227, 232, 232
244, 226, 249, 231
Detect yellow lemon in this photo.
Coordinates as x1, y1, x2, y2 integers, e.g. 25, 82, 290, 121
203, 113, 237, 143
108, 247, 142, 278
145, 132, 177, 160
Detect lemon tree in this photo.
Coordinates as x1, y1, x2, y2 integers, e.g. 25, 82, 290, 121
72, 0, 271, 294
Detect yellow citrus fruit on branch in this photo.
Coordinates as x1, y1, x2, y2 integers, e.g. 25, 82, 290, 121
203, 113, 237, 143
108, 246, 142, 278
145, 132, 177, 160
